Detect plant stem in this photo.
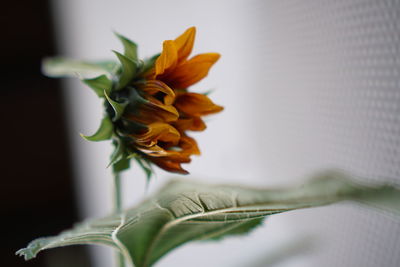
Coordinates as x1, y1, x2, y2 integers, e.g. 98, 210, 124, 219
113, 172, 123, 213
113, 172, 125, 267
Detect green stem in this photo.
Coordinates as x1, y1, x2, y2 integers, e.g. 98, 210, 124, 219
113, 172, 122, 213
113, 172, 125, 267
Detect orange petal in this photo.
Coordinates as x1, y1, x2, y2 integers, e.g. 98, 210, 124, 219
138, 145, 192, 161
139, 80, 176, 105
155, 40, 178, 77
151, 158, 189, 174
166, 53, 220, 88
173, 116, 206, 132
126, 97, 179, 124
138, 135, 200, 157
174, 92, 224, 116
136, 144, 168, 157
144, 97, 179, 122
132, 122, 180, 147
174, 27, 196, 62
136, 144, 175, 157
180, 135, 200, 155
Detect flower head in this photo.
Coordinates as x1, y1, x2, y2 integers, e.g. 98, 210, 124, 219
77, 27, 223, 176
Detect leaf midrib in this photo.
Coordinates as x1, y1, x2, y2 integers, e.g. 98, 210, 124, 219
140, 205, 300, 266
139, 190, 346, 266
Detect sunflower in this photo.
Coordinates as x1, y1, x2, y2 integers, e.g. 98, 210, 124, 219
45, 27, 223, 176
125, 27, 223, 174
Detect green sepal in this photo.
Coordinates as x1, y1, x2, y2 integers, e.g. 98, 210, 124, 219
203, 89, 214, 96
113, 51, 138, 90
108, 138, 125, 168
114, 32, 138, 61
82, 75, 113, 97
104, 90, 128, 121
113, 157, 131, 174
42, 57, 115, 79
123, 86, 151, 115
119, 117, 148, 134
80, 116, 113, 142
141, 54, 159, 75
128, 154, 153, 182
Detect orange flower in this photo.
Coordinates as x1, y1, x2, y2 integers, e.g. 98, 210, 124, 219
125, 27, 223, 174
149, 27, 221, 89
44, 26, 223, 176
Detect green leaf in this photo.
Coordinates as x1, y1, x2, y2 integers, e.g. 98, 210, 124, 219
80, 116, 113, 142
82, 75, 113, 97
115, 32, 138, 61
94, 60, 119, 73
16, 171, 400, 267
113, 51, 138, 90
207, 217, 265, 241
42, 57, 116, 79
104, 90, 128, 121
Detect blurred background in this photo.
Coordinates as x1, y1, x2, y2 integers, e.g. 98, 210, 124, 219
4, 0, 400, 266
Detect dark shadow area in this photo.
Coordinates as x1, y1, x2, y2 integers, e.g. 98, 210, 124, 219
1, 1, 91, 266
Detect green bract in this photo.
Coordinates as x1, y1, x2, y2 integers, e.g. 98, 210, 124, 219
42, 33, 155, 178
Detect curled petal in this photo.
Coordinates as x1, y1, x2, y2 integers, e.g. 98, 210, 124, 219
136, 144, 174, 157
137, 145, 192, 161
174, 27, 196, 63
174, 92, 224, 117
132, 122, 180, 147
126, 102, 178, 124
180, 135, 200, 155
151, 158, 189, 174
155, 40, 178, 77
166, 53, 220, 88
139, 80, 175, 105
137, 145, 191, 174
173, 116, 206, 132
136, 133, 200, 174
139, 134, 200, 157
126, 87, 179, 124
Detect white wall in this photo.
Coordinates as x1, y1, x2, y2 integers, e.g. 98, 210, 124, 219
51, 0, 400, 266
